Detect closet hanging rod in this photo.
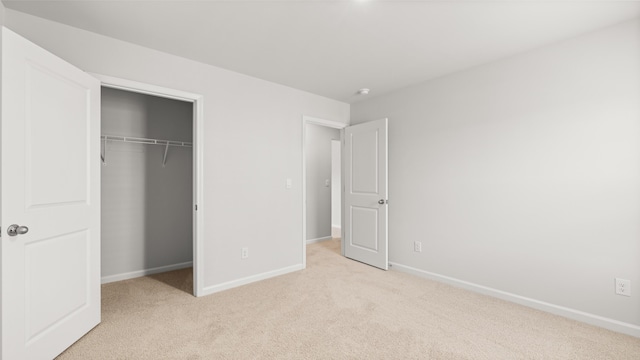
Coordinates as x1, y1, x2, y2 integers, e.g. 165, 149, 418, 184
100, 135, 192, 167
101, 135, 192, 147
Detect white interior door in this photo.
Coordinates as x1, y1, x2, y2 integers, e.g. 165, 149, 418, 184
1, 28, 101, 359
344, 118, 388, 270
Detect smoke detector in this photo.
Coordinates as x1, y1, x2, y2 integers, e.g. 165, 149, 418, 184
357, 88, 370, 95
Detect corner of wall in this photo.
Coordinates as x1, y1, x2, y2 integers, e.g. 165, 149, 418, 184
0, 1, 5, 26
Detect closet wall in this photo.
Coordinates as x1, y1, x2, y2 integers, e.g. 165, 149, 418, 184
101, 87, 193, 281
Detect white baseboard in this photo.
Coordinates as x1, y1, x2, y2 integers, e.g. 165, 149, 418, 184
389, 262, 640, 338
306, 236, 332, 244
199, 264, 303, 297
331, 226, 341, 238
101, 261, 193, 284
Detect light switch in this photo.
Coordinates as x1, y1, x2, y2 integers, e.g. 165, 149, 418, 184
325, 179, 330, 187
286, 178, 292, 189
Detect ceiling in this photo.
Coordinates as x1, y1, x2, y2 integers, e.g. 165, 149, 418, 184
4, 0, 640, 103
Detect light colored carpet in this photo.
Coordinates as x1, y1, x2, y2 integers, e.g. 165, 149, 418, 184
58, 239, 640, 359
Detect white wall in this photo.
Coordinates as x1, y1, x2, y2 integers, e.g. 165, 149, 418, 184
5, 10, 349, 293
305, 124, 340, 241
101, 87, 193, 280
352, 20, 640, 333
331, 140, 341, 234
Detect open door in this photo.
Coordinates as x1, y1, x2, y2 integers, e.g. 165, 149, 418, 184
344, 118, 388, 270
1, 28, 101, 359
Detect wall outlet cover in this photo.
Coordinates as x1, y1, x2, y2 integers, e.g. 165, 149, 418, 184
615, 278, 631, 297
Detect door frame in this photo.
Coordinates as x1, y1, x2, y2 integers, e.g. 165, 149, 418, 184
301, 115, 347, 268
90, 74, 206, 297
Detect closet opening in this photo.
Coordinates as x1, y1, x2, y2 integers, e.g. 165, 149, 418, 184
98, 78, 203, 297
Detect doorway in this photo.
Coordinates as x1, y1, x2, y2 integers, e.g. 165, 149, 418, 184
93, 74, 205, 296
331, 139, 341, 239
302, 116, 347, 267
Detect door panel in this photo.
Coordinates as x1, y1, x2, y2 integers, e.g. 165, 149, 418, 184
1, 28, 100, 360
351, 130, 379, 194
350, 206, 378, 251
26, 230, 89, 342
26, 62, 90, 207
344, 118, 388, 270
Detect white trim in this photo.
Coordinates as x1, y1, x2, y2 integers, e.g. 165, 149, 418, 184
89, 73, 200, 102
306, 236, 332, 244
92, 73, 205, 297
389, 262, 640, 338
304, 116, 348, 129
331, 226, 341, 238
199, 264, 304, 296
301, 115, 348, 270
192, 97, 205, 297
101, 262, 193, 284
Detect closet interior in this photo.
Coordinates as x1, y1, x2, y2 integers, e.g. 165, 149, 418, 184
100, 87, 194, 289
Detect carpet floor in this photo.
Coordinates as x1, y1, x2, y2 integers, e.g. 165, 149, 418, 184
57, 239, 640, 359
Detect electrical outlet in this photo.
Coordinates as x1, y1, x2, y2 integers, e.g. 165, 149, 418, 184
241, 247, 249, 259
414, 241, 422, 253
615, 278, 630, 297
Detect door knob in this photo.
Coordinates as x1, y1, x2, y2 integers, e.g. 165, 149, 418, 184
378, 199, 387, 205
7, 224, 29, 236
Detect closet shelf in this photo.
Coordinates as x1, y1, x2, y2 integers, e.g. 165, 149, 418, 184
101, 135, 192, 147
100, 135, 192, 167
